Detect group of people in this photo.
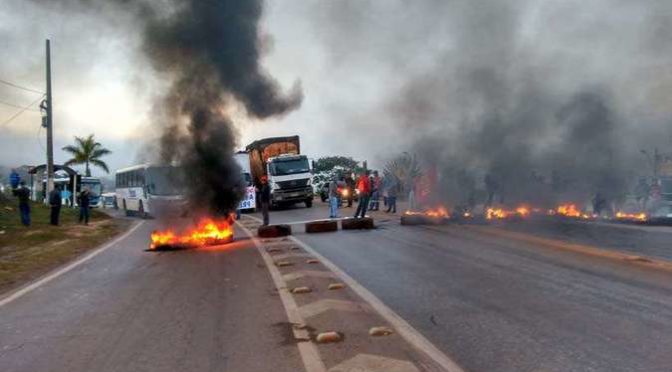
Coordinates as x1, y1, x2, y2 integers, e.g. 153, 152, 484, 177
12, 181, 93, 227
328, 170, 401, 219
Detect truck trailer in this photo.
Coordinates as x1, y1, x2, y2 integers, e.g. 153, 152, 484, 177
245, 136, 313, 208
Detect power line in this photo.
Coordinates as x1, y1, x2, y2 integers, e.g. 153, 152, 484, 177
0, 94, 45, 129
0, 98, 41, 112
0, 78, 44, 95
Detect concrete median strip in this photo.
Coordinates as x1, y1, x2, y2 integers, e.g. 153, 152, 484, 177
236, 220, 327, 372
240, 214, 464, 372
283, 270, 336, 282
299, 299, 369, 319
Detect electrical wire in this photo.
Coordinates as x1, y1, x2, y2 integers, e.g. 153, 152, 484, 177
0, 94, 45, 129
0, 98, 40, 112
0, 78, 44, 95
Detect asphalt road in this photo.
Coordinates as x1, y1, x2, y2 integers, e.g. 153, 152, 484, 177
3, 202, 672, 372
0, 219, 303, 372
257, 202, 672, 372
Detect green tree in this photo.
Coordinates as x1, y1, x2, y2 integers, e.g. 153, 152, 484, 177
62, 134, 112, 176
313, 156, 359, 173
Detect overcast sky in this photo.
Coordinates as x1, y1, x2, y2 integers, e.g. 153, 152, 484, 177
1, 0, 671, 178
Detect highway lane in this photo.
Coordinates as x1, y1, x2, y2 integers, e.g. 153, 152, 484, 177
0, 219, 303, 372
258, 204, 672, 372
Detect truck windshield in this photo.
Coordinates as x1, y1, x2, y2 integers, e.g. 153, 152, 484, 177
146, 167, 185, 196
270, 158, 310, 176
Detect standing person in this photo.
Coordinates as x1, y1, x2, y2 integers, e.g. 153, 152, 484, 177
259, 176, 271, 226
354, 171, 371, 218
49, 185, 62, 226
345, 174, 355, 207
369, 171, 381, 211
13, 181, 31, 227
328, 177, 339, 218
79, 187, 91, 225
386, 180, 397, 213
408, 182, 417, 212
61, 187, 72, 207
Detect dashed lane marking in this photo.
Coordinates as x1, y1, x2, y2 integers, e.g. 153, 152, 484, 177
243, 215, 464, 372
0, 221, 145, 309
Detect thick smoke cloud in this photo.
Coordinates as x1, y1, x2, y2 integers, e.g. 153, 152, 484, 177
30, 0, 302, 216
310, 0, 672, 209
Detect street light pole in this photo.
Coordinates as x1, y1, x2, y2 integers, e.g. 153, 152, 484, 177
45, 39, 54, 198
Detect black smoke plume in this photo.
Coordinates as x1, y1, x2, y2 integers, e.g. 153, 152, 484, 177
31, 0, 302, 216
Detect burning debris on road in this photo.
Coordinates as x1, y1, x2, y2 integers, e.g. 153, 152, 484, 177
401, 207, 450, 225
149, 216, 235, 250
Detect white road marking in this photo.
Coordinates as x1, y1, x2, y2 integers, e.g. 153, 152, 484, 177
0, 220, 145, 308
299, 299, 369, 319
235, 221, 327, 372
244, 214, 464, 372
329, 353, 420, 372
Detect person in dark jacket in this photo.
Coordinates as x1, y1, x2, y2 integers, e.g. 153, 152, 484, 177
49, 185, 62, 226
13, 181, 31, 226
79, 187, 91, 225
259, 176, 271, 226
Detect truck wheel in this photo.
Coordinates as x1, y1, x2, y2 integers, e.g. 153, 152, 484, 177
305, 199, 313, 208
321, 195, 327, 202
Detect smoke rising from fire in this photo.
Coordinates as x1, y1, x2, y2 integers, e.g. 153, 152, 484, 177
29, 0, 302, 216
311, 0, 672, 208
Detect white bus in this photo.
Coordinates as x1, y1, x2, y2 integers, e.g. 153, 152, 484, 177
115, 165, 186, 218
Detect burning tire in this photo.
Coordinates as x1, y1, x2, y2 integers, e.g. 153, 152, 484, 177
305, 220, 338, 233
258, 224, 292, 238
341, 217, 374, 230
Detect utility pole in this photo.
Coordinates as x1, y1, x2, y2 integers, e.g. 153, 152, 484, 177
45, 39, 54, 197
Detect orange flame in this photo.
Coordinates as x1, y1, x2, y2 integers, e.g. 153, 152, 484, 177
404, 206, 450, 218
551, 204, 595, 219
615, 211, 647, 222
486, 206, 529, 220
150, 216, 234, 249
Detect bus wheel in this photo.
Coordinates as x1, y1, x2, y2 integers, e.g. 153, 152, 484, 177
139, 201, 147, 219
305, 199, 313, 208
123, 200, 131, 217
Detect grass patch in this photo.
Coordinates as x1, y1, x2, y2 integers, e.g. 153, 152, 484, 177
0, 194, 131, 293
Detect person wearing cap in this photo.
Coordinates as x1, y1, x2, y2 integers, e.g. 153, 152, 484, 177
259, 176, 271, 225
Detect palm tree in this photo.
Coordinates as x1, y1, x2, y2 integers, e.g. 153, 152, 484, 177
62, 134, 112, 176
